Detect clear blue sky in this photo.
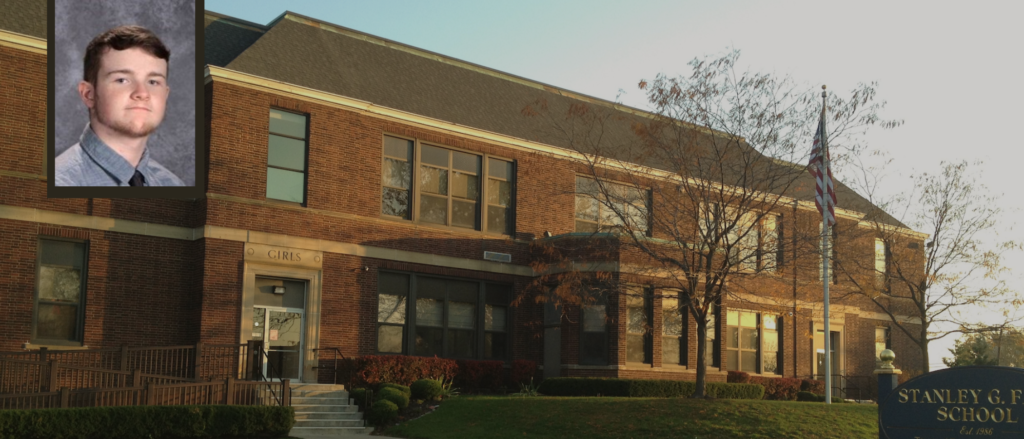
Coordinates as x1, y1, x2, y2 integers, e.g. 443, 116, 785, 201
207, 0, 1024, 370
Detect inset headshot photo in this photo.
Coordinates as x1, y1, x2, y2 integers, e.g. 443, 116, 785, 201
53, 0, 195, 188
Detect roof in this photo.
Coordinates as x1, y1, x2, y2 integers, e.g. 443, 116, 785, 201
0, 0, 46, 39
204, 10, 909, 230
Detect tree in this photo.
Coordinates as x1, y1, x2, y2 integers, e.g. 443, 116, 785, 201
522, 50, 899, 397
943, 333, 997, 367
839, 161, 1021, 373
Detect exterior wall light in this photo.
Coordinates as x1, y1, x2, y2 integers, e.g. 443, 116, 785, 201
273, 286, 286, 295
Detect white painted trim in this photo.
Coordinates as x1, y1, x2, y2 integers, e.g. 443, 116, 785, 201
0, 29, 46, 54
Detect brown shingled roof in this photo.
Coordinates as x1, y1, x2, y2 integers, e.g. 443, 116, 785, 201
205, 11, 907, 229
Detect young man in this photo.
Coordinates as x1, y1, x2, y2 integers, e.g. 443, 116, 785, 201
55, 25, 184, 186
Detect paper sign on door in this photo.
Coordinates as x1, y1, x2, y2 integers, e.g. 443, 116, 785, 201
270, 329, 279, 341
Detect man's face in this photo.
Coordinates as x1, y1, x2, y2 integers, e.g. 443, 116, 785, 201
81, 47, 169, 138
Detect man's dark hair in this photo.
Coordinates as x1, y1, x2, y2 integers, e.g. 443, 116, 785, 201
83, 25, 170, 85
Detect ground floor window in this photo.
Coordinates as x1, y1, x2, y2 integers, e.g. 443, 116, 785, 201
626, 288, 652, 364
581, 296, 608, 365
875, 327, 891, 361
34, 238, 88, 344
662, 293, 685, 366
726, 309, 780, 374
376, 271, 511, 360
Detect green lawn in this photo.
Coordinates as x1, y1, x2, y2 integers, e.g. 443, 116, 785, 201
386, 396, 878, 439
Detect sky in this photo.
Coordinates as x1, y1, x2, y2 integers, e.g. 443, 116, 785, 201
206, 0, 1024, 371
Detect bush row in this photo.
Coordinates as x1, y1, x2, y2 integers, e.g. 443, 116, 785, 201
537, 378, 765, 399
796, 391, 846, 403
0, 405, 294, 439
727, 371, 825, 401
339, 355, 537, 391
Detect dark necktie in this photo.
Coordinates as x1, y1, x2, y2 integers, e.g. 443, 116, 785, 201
129, 170, 146, 187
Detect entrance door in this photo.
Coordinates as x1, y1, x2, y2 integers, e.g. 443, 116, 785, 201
251, 277, 306, 381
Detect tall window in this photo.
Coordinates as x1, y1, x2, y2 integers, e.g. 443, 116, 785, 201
875, 327, 891, 361
726, 310, 780, 374
626, 289, 651, 364
486, 159, 514, 235
818, 224, 837, 284
706, 307, 718, 367
34, 239, 88, 344
484, 284, 510, 360
267, 109, 308, 203
875, 238, 889, 291
762, 315, 780, 374
575, 177, 649, 234
581, 297, 608, 365
732, 211, 758, 271
760, 214, 782, 273
727, 310, 758, 372
662, 293, 685, 366
381, 137, 515, 235
382, 136, 413, 219
377, 272, 409, 354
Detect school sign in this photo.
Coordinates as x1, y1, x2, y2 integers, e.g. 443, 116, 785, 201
879, 366, 1024, 438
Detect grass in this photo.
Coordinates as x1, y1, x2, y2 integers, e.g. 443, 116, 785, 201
385, 396, 878, 439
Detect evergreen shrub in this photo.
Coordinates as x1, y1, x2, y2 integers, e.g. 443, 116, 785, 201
411, 378, 443, 401
367, 400, 399, 426
379, 383, 412, 399
376, 387, 409, 409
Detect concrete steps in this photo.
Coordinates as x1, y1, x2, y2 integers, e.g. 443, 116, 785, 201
289, 384, 373, 436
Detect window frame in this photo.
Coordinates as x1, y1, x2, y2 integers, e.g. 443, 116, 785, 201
725, 309, 781, 375
758, 213, 783, 274
574, 175, 651, 235
625, 287, 653, 365
33, 237, 89, 346
381, 134, 516, 236
580, 295, 609, 366
875, 238, 890, 293
661, 291, 687, 367
875, 326, 891, 362
375, 271, 513, 361
266, 108, 310, 206
376, 272, 410, 354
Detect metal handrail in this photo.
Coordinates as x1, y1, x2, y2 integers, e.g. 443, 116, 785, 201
252, 342, 284, 406
311, 347, 346, 385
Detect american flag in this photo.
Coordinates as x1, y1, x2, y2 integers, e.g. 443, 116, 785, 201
809, 110, 836, 226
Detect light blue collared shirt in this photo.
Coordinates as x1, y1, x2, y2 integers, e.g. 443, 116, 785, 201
55, 124, 185, 187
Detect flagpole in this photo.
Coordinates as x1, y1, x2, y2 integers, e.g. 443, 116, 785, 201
821, 85, 832, 405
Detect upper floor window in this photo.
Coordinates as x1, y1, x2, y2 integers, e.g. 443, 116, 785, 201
381, 136, 515, 235
702, 206, 779, 273
759, 214, 782, 273
35, 239, 88, 344
575, 177, 649, 234
875, 238, 889, 291
266, 109, 308, 204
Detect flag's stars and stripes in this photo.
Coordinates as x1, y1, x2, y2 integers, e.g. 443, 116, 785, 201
808, 111, 836, 226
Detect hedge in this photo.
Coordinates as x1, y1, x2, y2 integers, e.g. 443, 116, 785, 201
727, 371, 804, 401
339, 355, 457, 387
797, 391, 845, 403
537, 378, 764, 399
454, 360, 505, 391
0, 405, 294, 439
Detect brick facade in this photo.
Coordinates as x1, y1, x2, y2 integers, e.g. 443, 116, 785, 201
0, 11, 924, 393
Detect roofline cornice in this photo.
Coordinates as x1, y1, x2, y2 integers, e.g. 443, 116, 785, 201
205, 65, 927, 241
0, 28, 45, 54
204, 10, 268, 32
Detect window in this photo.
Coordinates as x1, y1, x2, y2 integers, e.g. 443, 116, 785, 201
266, 109, 308, 203
377, 272, 409, 353
731, 211, 758, 271
484, 285, 511, 360
726, 310, 780, 374
381, 136, 515, 235
575, 177, 649, 234
662, 293, 685, 366
875, 327, 891, 361
486, 159, 514, 235
34, 239, 88, 344
818, 224, 837, 284
581, 297, 608, 365
762, 315, 780, 374
626, 289, 651, 364
875, 238, 889, 291
376, 272, 511, 359
706, 306, 718, 367
759, 214, 782, 273
382, 136, 413, 219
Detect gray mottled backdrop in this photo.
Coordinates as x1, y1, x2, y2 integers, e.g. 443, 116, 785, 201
55, 0, 196, 186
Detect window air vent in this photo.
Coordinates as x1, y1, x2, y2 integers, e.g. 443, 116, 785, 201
483, 251, 512, 263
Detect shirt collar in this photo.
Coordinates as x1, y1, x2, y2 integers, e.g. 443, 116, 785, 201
78, 123, 151, 185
